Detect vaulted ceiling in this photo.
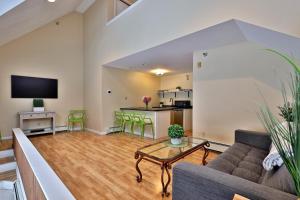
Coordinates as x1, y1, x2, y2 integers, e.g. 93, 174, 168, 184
104, 19, 300, 74
0, 0, 94, 47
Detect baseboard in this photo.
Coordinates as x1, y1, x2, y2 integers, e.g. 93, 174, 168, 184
0, 150, 14, 159
56, 126, 84, 132
85, 128, 107, 135
2, 136, 13, 140
0, 162, 16, 173
2, 126, 84, 138
207, 141, 230, 152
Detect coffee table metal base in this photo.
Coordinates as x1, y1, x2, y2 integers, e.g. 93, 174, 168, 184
135, 142, 210, 197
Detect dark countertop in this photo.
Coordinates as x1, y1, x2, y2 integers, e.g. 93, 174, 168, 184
120, 106, 192, 112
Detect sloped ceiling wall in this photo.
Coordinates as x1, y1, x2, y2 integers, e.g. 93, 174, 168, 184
0, 0, 83, 46
104, 20, 300, 74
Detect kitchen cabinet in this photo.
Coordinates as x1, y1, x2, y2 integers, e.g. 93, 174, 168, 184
183, 109, 192, 131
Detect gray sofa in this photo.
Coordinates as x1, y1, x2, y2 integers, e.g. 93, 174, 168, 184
172, 130, 298, 200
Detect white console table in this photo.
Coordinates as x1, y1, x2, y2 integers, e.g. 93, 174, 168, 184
18, 111, 56, 136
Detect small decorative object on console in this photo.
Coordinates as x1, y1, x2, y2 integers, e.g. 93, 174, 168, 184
33, 99, 45, 112
168, 124, 184, 145
142, 96, 151, 109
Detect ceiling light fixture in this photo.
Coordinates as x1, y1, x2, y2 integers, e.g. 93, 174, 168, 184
48, 0, 56, 2
151, 69, 168, 76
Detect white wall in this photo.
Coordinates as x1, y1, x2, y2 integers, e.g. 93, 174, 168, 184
160, 73, 192, 90
102, 0, 300, 65
0, 13, 84, 138
84, 0, 300, 133
193, 42, 295, 144
102, 67, 160, 131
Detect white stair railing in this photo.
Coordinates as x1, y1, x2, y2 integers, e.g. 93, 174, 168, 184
13, 128, 75, 200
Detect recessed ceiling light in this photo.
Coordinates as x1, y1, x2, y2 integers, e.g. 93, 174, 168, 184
48, 0, 56, 2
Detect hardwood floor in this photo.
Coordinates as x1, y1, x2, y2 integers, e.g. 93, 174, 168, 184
30, 132, 219, 200
0, 170, 16, 181
0, 140, 16, 182
0, 156, 15, 165
0, 139, 13, 151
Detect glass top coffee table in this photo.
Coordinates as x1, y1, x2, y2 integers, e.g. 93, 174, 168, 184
134, 137, 210, 197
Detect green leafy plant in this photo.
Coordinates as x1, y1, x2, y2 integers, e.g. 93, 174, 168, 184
259, 50, 300, 197
168, 124, 184, 138
278, 102, 293, 122
33, 99, 44, 107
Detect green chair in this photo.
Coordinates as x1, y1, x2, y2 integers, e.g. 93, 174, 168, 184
131, 113, 155, 139
122, 112, 134, 133
114, 111, 124, 132
68, 110, 86, 131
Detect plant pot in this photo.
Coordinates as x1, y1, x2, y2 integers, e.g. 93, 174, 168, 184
171, 138, 182, 145
33, 107, 45, 112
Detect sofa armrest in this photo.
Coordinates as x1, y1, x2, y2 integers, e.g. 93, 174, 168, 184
235, 129, 271, 150
172, 162, 297, 200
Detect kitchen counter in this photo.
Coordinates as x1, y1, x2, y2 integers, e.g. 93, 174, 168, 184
120, 106, 192, 111
120, 108, 171, 139
120, 106, 193, 139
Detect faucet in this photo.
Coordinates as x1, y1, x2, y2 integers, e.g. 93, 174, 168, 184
169, 98, 174, 106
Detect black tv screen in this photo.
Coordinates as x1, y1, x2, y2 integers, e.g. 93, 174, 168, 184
11, 75, 58, 98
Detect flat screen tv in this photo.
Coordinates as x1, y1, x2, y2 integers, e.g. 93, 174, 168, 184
11, 75, 58, 98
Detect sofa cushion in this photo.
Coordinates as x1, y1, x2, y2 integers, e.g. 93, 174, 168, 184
232, 167, 261, 183
206, 157, 236, 174
237, 160, 263, 175
207, 142, 268, 183
261, 165, 296, 195
247, 148, 267, 159
243, 155, 264, 165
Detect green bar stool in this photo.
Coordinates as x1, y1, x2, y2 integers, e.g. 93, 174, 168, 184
114, 111, 124, 132
122, 112, 134, 133
131, 113, 142, 134
68, 110, 86, 131
132, 113, 155, 139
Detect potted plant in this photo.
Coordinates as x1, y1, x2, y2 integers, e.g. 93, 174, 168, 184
142, 96, 152, 109
259, 49, 300, 198
168, 124, 184, 145
33, 99, 44, 112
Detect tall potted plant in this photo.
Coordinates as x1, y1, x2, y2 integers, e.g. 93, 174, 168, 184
259, 49, 300, 198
